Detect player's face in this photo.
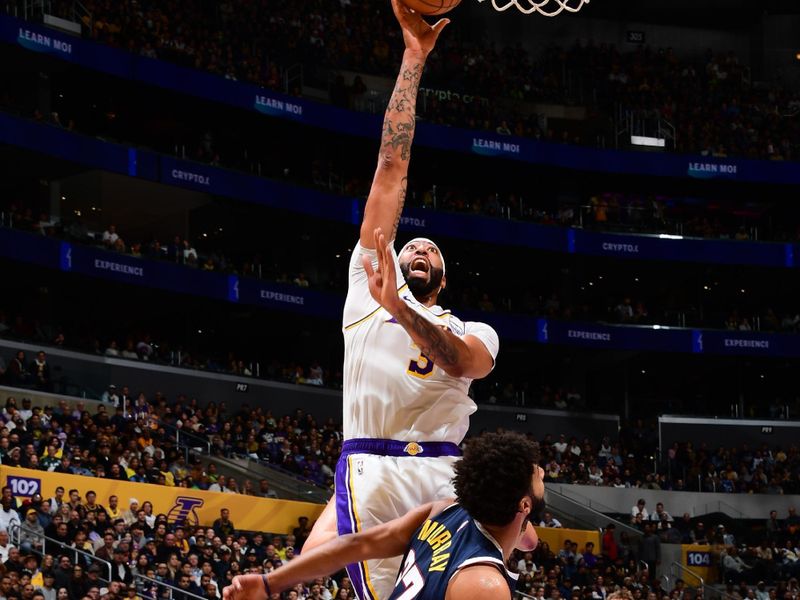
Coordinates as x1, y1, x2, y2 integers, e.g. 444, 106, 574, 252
516, 465, 546, 551
398, 240, 445, 299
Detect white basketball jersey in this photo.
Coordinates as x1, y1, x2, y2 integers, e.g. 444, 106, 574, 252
342, 242, 499, 443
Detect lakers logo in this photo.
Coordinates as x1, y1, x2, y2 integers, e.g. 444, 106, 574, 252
166, 496, 204, 526
404, 443, 424, 456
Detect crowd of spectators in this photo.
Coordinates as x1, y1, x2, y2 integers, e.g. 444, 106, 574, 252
28, 0, 798, 162
0, 387, 341, 490
5, 364, 800, 501
3, 372, 800, 596
0, 485, 348, 600
0, 386, 797, 599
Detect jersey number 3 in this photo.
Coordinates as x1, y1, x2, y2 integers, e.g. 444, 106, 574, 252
407, 352, 435, 379
394, 549, 424, 600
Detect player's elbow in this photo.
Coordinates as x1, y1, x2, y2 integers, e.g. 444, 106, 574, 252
377, 150, 400, 172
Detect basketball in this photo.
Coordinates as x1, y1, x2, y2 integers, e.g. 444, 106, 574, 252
402, 0, 462, 16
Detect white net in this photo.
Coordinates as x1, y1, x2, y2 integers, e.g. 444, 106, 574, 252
478, 0, 590, 16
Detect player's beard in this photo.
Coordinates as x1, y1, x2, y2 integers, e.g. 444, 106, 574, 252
400, 264, 444, 302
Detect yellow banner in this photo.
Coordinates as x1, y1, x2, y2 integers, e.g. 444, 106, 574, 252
537, 527, 601, 554
681, 544, 716, 584
0, 467, 324, 534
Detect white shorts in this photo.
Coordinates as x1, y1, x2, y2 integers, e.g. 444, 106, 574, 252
335, 439, 460, 600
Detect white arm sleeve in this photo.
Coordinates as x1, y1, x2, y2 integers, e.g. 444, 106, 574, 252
343, 241, 405, 327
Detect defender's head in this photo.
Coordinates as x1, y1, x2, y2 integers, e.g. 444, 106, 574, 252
398, 238, 446, 303
454, 432, 544, 538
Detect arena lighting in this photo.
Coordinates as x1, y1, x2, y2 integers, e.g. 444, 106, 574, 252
630, 135, 666, 148
658, 234, 684, 240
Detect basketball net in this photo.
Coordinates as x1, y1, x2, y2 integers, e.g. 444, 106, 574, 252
478, 0, 589, 16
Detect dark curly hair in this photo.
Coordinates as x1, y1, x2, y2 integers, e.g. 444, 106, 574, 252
453, 432, 540, 526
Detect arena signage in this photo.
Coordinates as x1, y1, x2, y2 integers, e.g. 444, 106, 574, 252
420, 87, 490, 107
471, 137, 522, 157
254, 94, 304, 119
687, 160, 738, 179
5, 226, 800, 356
601, 242, 640, 254
0, 466, 323, 531
4, 14, 800, 185
399, 216, 427, 229
17, 27, 72, 55
170, 169, 210, 186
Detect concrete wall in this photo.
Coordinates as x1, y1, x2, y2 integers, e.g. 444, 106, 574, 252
659, 416, 800, 461
548, 483, 800, 520
0, 339, 618, 439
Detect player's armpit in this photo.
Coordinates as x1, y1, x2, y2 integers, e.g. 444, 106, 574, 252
446, 566, 512, 600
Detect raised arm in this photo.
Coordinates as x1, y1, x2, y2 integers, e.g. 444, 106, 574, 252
223, 502, 443, 600
360, 0, 449, 248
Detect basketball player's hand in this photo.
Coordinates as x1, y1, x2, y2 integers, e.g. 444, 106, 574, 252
223, 575, 267, 600
363, 227, 405, 317
391, 0, 450, 58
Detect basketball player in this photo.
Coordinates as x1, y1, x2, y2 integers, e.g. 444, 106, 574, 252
224, 432, 544, 600
300, 1, 513, 599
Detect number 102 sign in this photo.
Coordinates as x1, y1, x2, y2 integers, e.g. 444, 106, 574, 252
7, 476, 41, 498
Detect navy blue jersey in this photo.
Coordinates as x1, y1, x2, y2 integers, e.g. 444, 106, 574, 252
387, 504, 518, 600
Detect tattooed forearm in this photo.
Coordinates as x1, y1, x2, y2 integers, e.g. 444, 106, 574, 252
390, 176, 408, 242
396, 306, 462, 369
380, 58, 424, 164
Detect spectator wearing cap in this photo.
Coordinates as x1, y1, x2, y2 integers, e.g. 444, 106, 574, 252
111, 546, 133, 585
85, 564, 102, 590
19, 509, 43, 554
69, 457, 93, 478
121, 499, 139, 526
4, 447, 21, 468
101, 385, 119, 407
213, 546, 233, 580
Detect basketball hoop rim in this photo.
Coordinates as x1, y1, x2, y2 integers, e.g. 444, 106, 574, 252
477, 0, 590, 17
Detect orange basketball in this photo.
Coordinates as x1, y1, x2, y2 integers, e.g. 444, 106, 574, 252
402, 0, 461, 15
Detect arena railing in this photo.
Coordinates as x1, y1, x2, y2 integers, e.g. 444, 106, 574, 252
9, 522, 114, 582
669, 561, 737, 600
544, 486, 642, 540
133, 572, 207, 600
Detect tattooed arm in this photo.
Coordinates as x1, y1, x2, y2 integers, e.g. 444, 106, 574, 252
364, 229, 495, 380
393, 304, 495, 379
360, 0, 449, 248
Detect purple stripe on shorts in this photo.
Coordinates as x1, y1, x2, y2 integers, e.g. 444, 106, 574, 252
335, 455, 371, 600
341, 438, 461, 458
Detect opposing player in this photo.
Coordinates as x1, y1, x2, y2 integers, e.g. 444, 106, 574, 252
224, 433, 544, 600
300, 2, 511, 599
